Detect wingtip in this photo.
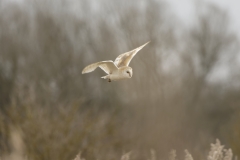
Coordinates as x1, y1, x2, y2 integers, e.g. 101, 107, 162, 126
82, 65, 91, 74
82, 68, 87, 74
141, 41, 150, 47
82, 70, 89, 74
146, 41, 150, 45
140, 41, 150, 48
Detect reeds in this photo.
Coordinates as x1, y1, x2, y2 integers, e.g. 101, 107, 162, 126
2, 130, 235, 160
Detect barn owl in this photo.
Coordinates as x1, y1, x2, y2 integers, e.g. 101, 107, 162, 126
82, 41, 150, 82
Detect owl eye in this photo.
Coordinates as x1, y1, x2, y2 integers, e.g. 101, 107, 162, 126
126, 71, 130, 73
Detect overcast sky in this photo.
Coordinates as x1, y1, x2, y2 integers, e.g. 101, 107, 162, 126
167, 0, 240, 83
4, 0, 240, 32
168, 0, 240, 34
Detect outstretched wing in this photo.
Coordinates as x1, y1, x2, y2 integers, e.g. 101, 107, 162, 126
114, 41, 150, 67
82, 60, 118, 74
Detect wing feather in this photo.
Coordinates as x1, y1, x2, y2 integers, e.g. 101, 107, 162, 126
114, 41, 150, 67
82, 60, 118, 74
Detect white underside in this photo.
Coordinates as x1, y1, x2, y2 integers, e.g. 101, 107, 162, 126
101, 73, 130, 81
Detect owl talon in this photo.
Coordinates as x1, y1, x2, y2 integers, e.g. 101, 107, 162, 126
108, 79, 111, 82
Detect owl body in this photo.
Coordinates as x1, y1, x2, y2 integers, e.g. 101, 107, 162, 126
82, 42, 149, 82
101, 66, 133, 82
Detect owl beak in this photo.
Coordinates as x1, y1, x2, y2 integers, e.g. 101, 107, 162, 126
128, 72, 132, 77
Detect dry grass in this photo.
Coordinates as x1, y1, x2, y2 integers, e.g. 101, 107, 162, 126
1, 131, 237, 160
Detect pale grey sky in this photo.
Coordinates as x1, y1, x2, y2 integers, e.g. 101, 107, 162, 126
167, 0, 240, 84
167, 0, 240, 33
4, 0, 240, 32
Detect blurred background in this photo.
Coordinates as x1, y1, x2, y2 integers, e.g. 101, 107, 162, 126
0, 0, 240, 159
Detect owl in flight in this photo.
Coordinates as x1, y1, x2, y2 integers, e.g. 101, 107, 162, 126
82, 41, 150, 82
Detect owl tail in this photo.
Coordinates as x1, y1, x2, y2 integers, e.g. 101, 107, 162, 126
101, 75, 112, 82
101, 76, 108, 79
